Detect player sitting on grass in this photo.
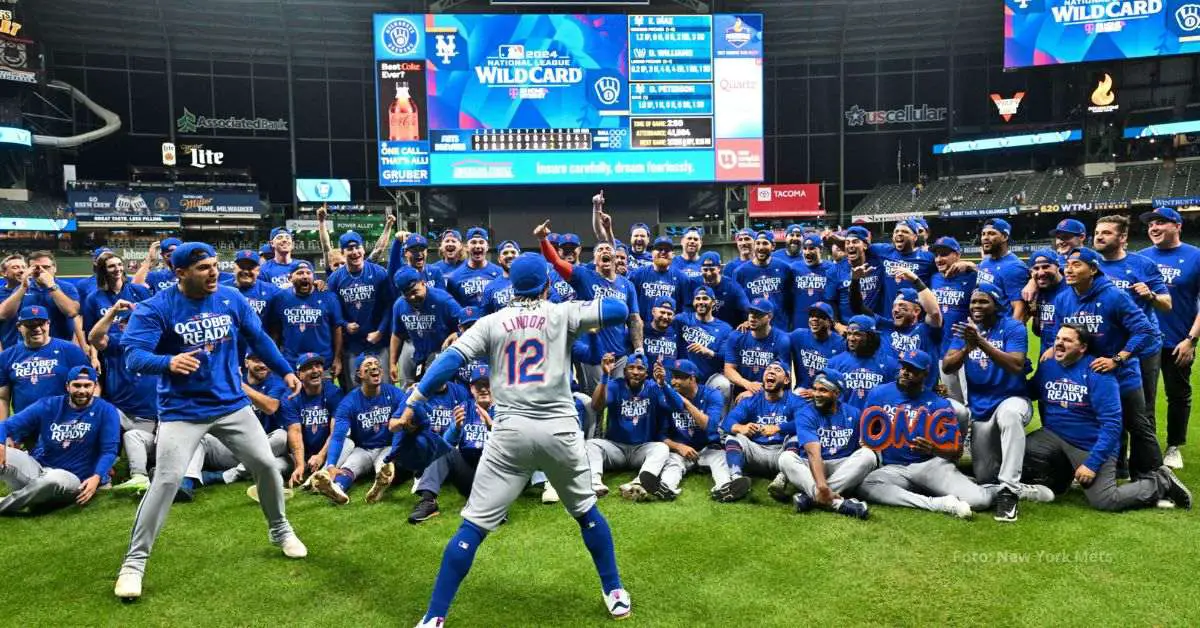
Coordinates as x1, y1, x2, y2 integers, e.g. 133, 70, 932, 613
311, 354, 403, 506
652, 358, 726, 501
437, 365, 494, 497
407, 370, 473, 524
716, 361, 804, 503
588, 351, 670, 501
776, 368, 875, 519
1025, 324, 1192, 512
0, 366, 119, 515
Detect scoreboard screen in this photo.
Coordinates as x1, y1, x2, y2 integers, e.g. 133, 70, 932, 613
373, 13, 764, 186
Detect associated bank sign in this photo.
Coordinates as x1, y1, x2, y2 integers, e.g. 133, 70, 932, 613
845, 104, 947, 127
177, 107, 288, 133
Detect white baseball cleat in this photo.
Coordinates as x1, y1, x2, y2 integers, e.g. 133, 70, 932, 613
620, 482, 647, 502
604, 587, 632, 620
1165, 446, 1184, 470
414, 616, 445, 628
311, 469, 350, 505
366, 462, 395, 504
936, 495, 974, 519
592, 483, 610, 498
246, 485, 294, 503
542, 482, 560, 504
114, 572, 142, 601
1017, 483, 1056, 503
278, 534, 308, 559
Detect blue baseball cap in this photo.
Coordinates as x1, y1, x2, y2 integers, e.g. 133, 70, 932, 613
808, 301, 834, 320
652, 296, 676, 312
1050, 218, 1087, 237
458, 306, 481, 326
983, 218, 1012, 237
1140, 207, 1183, 224
295, 352, 325, 370
290, 260, 313, 275
631, 223, 651, 235
405, 234, 429, 250
802, 233, 823, 248
235, 250, 260, 266
393, 266, 422, 292
269, 227, 291, 240
765, 360, 790, 377
92, 246, 113, 260
67, 365, 98, 383
497, 239, 521, 253
699, 251, 721, 267
1028, 248, 1061, 267
259, 243, 273, 257
352, 352, 382, 373
339, 231, 364, 248
546, 233, 561, 246
1066, 247, 1102, 268
898, 350, 933, 373
559, 233, 581, 248
974, 282, 1005, 306
895, 288, 921, 306
170, 242, 217, 270
846, 315, 876, 333
693, 285, 715, 300
895, 219, 920, 235
845, 226, 870, 241
668, 359, 700, 379
469, 364, 490, 383
754, 230, 775, 243
735, 227, 755, 239
441, 229, 462, 242
929, 236, 961, 254
160, 237, 183, 254
813, 367, 846, 392
748, 297, 774, 314
18, 305, 48, 322
465, 227, 489, 241
652, 236, 674, 249
914, 217, 930, 230
786, 224, 804, 235
626, 351, 650, 368
682, 226, 703, 238
510, 253, 549, 297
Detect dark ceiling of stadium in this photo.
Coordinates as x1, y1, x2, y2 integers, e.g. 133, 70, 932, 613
27, 0, 999, 68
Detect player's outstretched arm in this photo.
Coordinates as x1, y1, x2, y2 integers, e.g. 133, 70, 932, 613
408, 348, 468, 405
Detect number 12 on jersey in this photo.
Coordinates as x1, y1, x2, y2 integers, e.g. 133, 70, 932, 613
503, 338, 546, 385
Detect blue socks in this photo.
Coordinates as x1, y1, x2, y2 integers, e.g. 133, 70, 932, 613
180, 477, 196, 491
576, 505, 623, 594
334, 471, 354, 492
424, 520, 487, 621
724, 437, 745, 477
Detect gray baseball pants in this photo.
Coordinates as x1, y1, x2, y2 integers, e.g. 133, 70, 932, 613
0, 447, 81, 514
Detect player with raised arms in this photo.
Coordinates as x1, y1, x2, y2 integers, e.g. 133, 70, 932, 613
392, 229, 632, 627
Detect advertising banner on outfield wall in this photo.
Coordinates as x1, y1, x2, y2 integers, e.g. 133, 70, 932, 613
748, 183, 821, 217
1152, 197, 1200, 209
939, 206, 1018, 219
67, 189, 262, 216
1038, 200, 1130, 213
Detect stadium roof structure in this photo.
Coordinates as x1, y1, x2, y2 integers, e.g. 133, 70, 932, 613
28, 0, 1001, 69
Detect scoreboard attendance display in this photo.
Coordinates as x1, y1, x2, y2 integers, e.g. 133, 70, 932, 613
372, 13, 764, 186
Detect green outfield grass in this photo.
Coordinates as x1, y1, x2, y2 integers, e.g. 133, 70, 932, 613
3, 337, 1199, 627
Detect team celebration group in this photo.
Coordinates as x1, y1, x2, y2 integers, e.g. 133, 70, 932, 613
0, 192, 1198, 623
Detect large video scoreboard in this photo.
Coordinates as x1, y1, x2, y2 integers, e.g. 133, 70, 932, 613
373, 13, 764, 186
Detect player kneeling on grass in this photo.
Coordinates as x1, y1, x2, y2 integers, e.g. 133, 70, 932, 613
0, 366, 118, 515
943, 284, 1054, 523
407, 371, 473, 523
1024, 324, 1192, 512
311, 354, 404, 506
715, 361, 804, 503
588, 351, 670, 501
856, 350, 993, 519
653, 358, 727, 500
435, 365, 494, 496
777, 368, 874, 519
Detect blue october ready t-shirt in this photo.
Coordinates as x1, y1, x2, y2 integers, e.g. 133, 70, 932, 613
83, 283, 158, 419
0, 338, 89, 413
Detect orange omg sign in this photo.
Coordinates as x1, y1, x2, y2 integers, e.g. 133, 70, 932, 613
860, 404, 960, 451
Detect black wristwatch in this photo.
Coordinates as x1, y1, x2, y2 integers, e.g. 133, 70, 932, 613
1113, 354, 1125, 365
1188, 335, 1198, 347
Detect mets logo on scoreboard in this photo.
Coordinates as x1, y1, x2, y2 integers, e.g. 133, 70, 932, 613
382, 18, 419, 56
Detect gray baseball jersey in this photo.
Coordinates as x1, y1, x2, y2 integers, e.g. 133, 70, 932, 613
452, 298, 601, 422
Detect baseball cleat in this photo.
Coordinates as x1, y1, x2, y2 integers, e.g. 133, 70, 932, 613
652, 483, 680, 501
936, 495, 974, 519
542, 482, 560, 504
114, 572, 142, 601
366, 462, 395, 504
621, 483, 648, 502
604, 588, 632, 620
113, 473, 150, 495
637, 471, 663, 497
792, 492, 815, 513
311, 469, 350, 505
592, 483, 610, 498
246, 485, 294, 503
994, 488, 1019, 523
835, 498, 870, 520
415, 616, 445, 628
1164, 446, 1184, 470
299, 475, 316, 492
767, 473, 792, 502
1017, 483, 1055, 503
278, 534, 308, 559
173, 483, 195, 503
1157, 499, 1177, 509
713, 476, 751, 503
1159, 465, 1193, 510
408, 498, 440, 524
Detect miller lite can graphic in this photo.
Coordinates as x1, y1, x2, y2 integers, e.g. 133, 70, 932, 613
162, 142, 177, 166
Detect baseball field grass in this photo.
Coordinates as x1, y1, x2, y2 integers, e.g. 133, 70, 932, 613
4, 352, 1200, 626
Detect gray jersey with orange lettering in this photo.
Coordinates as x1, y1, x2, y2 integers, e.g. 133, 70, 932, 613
451, 298, 601, 422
